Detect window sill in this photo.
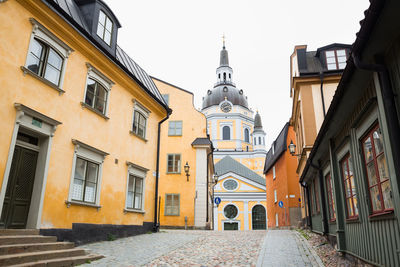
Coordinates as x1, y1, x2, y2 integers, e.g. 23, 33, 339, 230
124, 208, 145, 214
129, 131, 147, 142
166, 172, 181, 175
65, 200, 101, 211
168, 135, 182, 137
21, 66, 65, 94
369, 210, 395, 221
80, 102, 109, 120
345, 217, 360, 224
164, 214, 180, 216
329, 219, 337, 224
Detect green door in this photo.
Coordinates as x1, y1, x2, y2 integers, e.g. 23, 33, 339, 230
0, 146, 38, 229
224, 222, 238, 230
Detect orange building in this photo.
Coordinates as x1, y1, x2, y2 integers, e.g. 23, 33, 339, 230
264, 123, 300, 228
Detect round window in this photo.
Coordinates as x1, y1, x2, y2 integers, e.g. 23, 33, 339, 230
223, 179, 238, 190
224, 204, 238, 219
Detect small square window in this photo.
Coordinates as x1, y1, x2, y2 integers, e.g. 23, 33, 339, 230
167, 154, 181, 173
165, 194, 179, 215
325, 49, 347, 70
168, 121, 182, 136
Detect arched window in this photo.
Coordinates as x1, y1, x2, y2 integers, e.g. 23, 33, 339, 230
259, 137, 261, 145
229, 73, 231, 79
223, 72, 226, 81
254, 137, 256, 145
252, 205, 266, 230
244, 128, 250, 143
218, 73, 221, 79
263, 137, 265, 145
222, 126, 230, 140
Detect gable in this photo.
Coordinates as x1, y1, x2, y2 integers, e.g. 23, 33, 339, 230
214, 173, 265, 193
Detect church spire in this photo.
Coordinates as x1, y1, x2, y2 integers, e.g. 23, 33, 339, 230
220, 35, 229, 67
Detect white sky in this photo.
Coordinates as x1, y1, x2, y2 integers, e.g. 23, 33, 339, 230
107, 0, 370, 146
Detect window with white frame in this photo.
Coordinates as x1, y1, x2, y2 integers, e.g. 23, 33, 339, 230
168, 121, 182, 136
23, 18, 72, 89
125, 162, 147, 212
325, 49, 347, 70
273, 166, 276, 179
244, 128, 250, 143
83, 63, 113, 116
68, 140, 108, 207
167, 154, 181, 173
222, 126, 231, 140
274, 189, 277, 203
132, 101, 150, 139
165, 194, 179, 215
97, 10, 113, 46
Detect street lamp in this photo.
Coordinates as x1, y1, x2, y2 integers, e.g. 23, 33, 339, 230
184, 161, 190, 181
288, 140, 301, 157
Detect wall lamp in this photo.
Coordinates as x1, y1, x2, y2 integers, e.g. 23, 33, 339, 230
184, 161, 190, 181
288, 140, 302, 157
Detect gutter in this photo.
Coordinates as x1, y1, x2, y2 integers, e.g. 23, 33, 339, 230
153, 111, 171, 232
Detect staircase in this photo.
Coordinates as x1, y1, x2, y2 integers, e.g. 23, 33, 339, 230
0, 229, 103, 266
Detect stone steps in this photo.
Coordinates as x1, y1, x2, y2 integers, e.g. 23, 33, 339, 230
0, 229, 103, 266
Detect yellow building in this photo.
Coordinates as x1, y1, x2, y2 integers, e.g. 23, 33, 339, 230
289, 44, 350, 226
152, 77, 214, 229
202, 43, 267, 230
0, 0, 170, 244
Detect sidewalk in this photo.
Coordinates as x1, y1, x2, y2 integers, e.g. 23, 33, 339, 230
257, 230, 324, 267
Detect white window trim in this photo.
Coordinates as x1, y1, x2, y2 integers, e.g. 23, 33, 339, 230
66, 139, 108, 210
131, 100, 150, 140
164, 193, 180, 216
81, 63, 114, 118
273, 166, 276, 179
220, 122, 233, 141
124, 161, 148, 213
223, 203, 240, 220
22, 18, 73, 92
222, 178, 239, 191
167, 153, 181, 174
243, 126, 251, 143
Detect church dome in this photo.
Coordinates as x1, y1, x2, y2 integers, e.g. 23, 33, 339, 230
202, 86, 249, 109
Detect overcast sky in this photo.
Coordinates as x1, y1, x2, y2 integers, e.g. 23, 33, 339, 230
107, 0, 370, 146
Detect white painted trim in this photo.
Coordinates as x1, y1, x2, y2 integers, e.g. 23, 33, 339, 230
222, 202, 240, 220
124, 163, 147, 213
244, 201, 249, 230
217, 172, 266, 190
221, 178, 239, 191
222, 220, 241, 231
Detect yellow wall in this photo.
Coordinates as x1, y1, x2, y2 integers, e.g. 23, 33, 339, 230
0, 0, 166, 229
153, 78, 208, 227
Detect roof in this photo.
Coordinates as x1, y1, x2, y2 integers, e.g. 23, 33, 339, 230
43, 0, 168, 110
191, 138, 212, 146
151, 76, 194, 95
296, 43, 352, 76
264, 122, 289, 174
215, 156, 265, 186
254, 111, 263, 130
220, 46, 229, 66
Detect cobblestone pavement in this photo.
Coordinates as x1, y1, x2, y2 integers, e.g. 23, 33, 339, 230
80, 230, 323, 267
257, 230, 324, 267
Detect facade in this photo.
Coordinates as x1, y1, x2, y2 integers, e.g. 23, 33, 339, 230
289, 43, 350, 224
0, 0, 170, 244
264, 123, 300, 228
152, 77, 214, 229
300, 0, 400, 266
202, 43, 267, 230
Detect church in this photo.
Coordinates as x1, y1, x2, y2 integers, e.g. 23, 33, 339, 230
201, 41, 267, 230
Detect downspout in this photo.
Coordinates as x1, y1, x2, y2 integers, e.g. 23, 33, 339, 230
352, 53, 400, 192
319, 72, 326, 117
206, 135, 215, 228
153, 111, 171, 232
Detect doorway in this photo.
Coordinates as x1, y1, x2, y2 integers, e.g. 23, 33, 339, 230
252, 205, 266, 230
0, 132, 39, 228
224, 222, 238, 230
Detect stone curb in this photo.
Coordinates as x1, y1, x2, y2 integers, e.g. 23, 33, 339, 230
256, 230, 269, 267
295, 231, 324, 267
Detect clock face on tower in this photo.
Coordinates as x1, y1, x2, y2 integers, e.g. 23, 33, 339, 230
220, 101, 232, 113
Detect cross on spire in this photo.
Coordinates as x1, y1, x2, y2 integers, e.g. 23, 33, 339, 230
222, 34, 226, 49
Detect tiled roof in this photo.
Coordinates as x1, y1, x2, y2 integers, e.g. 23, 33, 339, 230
215, 156, 265, 186
191, 138, 212, 146
264, 122, 289, 174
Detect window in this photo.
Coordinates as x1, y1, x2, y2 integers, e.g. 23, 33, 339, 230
222, 126, 230, 140
223, 72, 226, 80
223, 179, 238, 191
244, 128, 250, 143
341, 154, 359, 218
68, 140, 108, 207
361, 124, 393, 214
72, 158, 99, 203
224, 204, 238, 219
313, 179, 320, 214
23, 18, 72, 90
126, 175, 143, 210
259, 137, 262, 145
325, 49, 347, 70
165, 194, 179, 215
97, 10, 113, 46
275, 213, 279, 227
133, 111, 147, 138
272, 143, 275, 155
167, 154, 181, 173
273, 166, 276, 180
168, 121, 182, 136
85, 78, 108, 114
274, 190, 277, 203
162, 94, 169, 105
326, 173, 336, 221
254, 137, 257, 145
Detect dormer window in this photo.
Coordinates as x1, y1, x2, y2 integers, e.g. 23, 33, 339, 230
97, 10, 113, 46
325, 49, 347, 70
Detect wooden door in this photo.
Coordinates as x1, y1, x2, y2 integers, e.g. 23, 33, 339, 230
0, 146, 38, 228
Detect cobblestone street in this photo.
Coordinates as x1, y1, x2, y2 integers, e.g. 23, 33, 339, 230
80, 230, 323, 267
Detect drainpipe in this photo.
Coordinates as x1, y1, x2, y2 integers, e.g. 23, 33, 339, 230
352, 53, 400, 194
153, 112, 170, 232
206, 135, 215, 228
319, 72, 326, 117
